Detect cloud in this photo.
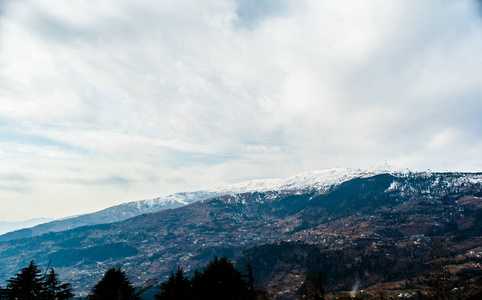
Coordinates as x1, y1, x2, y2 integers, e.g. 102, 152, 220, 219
1, 0, 482, 220
234, 0, 288, 29
476, 0, 482, 16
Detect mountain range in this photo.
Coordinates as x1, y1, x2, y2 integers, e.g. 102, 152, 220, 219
0, 166, 400, 242
0, 167, 481, 299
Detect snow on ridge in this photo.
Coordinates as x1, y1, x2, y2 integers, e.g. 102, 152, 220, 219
106, 165, 482, 217
272, 165, 410, 192
20, 166, 482, 239
190, 165, 410, 197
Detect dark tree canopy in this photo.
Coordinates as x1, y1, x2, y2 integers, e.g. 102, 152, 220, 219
155, 256, 255, 300
88, 267, 139, 300
4, 261, 44, 300
192, 256, 252, 300
155, 267, 190, 300
1, 261, 74, 300
41, 268, 74, 300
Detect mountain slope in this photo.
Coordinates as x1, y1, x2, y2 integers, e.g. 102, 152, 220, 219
0, 218, 53, 235
0, 166, 404, 242
0, 169, 481, 298
0, 192, 196, 242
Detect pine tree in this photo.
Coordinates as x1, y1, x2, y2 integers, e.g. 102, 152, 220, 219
243, 263, 258, 300
5, 261, 44, 300
244, 263, 255, 293
155, 257, 257, 300
155, 257, 256, 300
192, 256, 252, 300
41, 268, 74, 300
88, 268, 139, 300
155, 267, 191, 300
0, 285, 7, 299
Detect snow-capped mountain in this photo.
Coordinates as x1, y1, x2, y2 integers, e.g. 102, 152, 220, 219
175, 165, 410, 197
1, 167, 482, 297
1, 165, 480, 242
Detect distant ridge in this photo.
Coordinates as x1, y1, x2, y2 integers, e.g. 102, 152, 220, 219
1, 166, 480, 242
0, 218, 53, 235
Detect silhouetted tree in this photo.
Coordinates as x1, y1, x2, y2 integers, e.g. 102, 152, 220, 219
191, 256, 252, 300
88, 268, 139, 300
0, 261, 74, 300
155, 267, 191, 300
4, 261, 43, 300
156, 257, 255, 300
41, 268, 74, 300
244, 263, 255, 294
0, 285, 8, 299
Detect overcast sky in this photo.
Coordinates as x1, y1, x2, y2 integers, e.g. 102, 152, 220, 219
1, 0, 482, 221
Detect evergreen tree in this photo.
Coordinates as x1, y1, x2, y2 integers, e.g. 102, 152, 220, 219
1, 261, 75, 300
0, 285, 6, 300
155, 267, 191, 300
4, 261, 43, 300
244, 263, 255, 294
243, 263, 257, 300
41, 268, 74, 300
191, 256, 253, 300
155, 257, 256, 300
88, 268, 139, 300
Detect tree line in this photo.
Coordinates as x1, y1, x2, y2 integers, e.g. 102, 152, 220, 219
0, 256, 257, 300
0, 261, 73, 300
1, 243, 481, 300
156, 256, 256, 300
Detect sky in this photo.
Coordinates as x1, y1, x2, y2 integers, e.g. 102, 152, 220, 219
1, 0, 482, 221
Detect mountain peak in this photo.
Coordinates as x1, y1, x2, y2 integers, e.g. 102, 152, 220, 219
206, 165, 411, 196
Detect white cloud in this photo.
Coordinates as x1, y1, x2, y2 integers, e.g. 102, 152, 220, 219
1, 0, 482, 220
